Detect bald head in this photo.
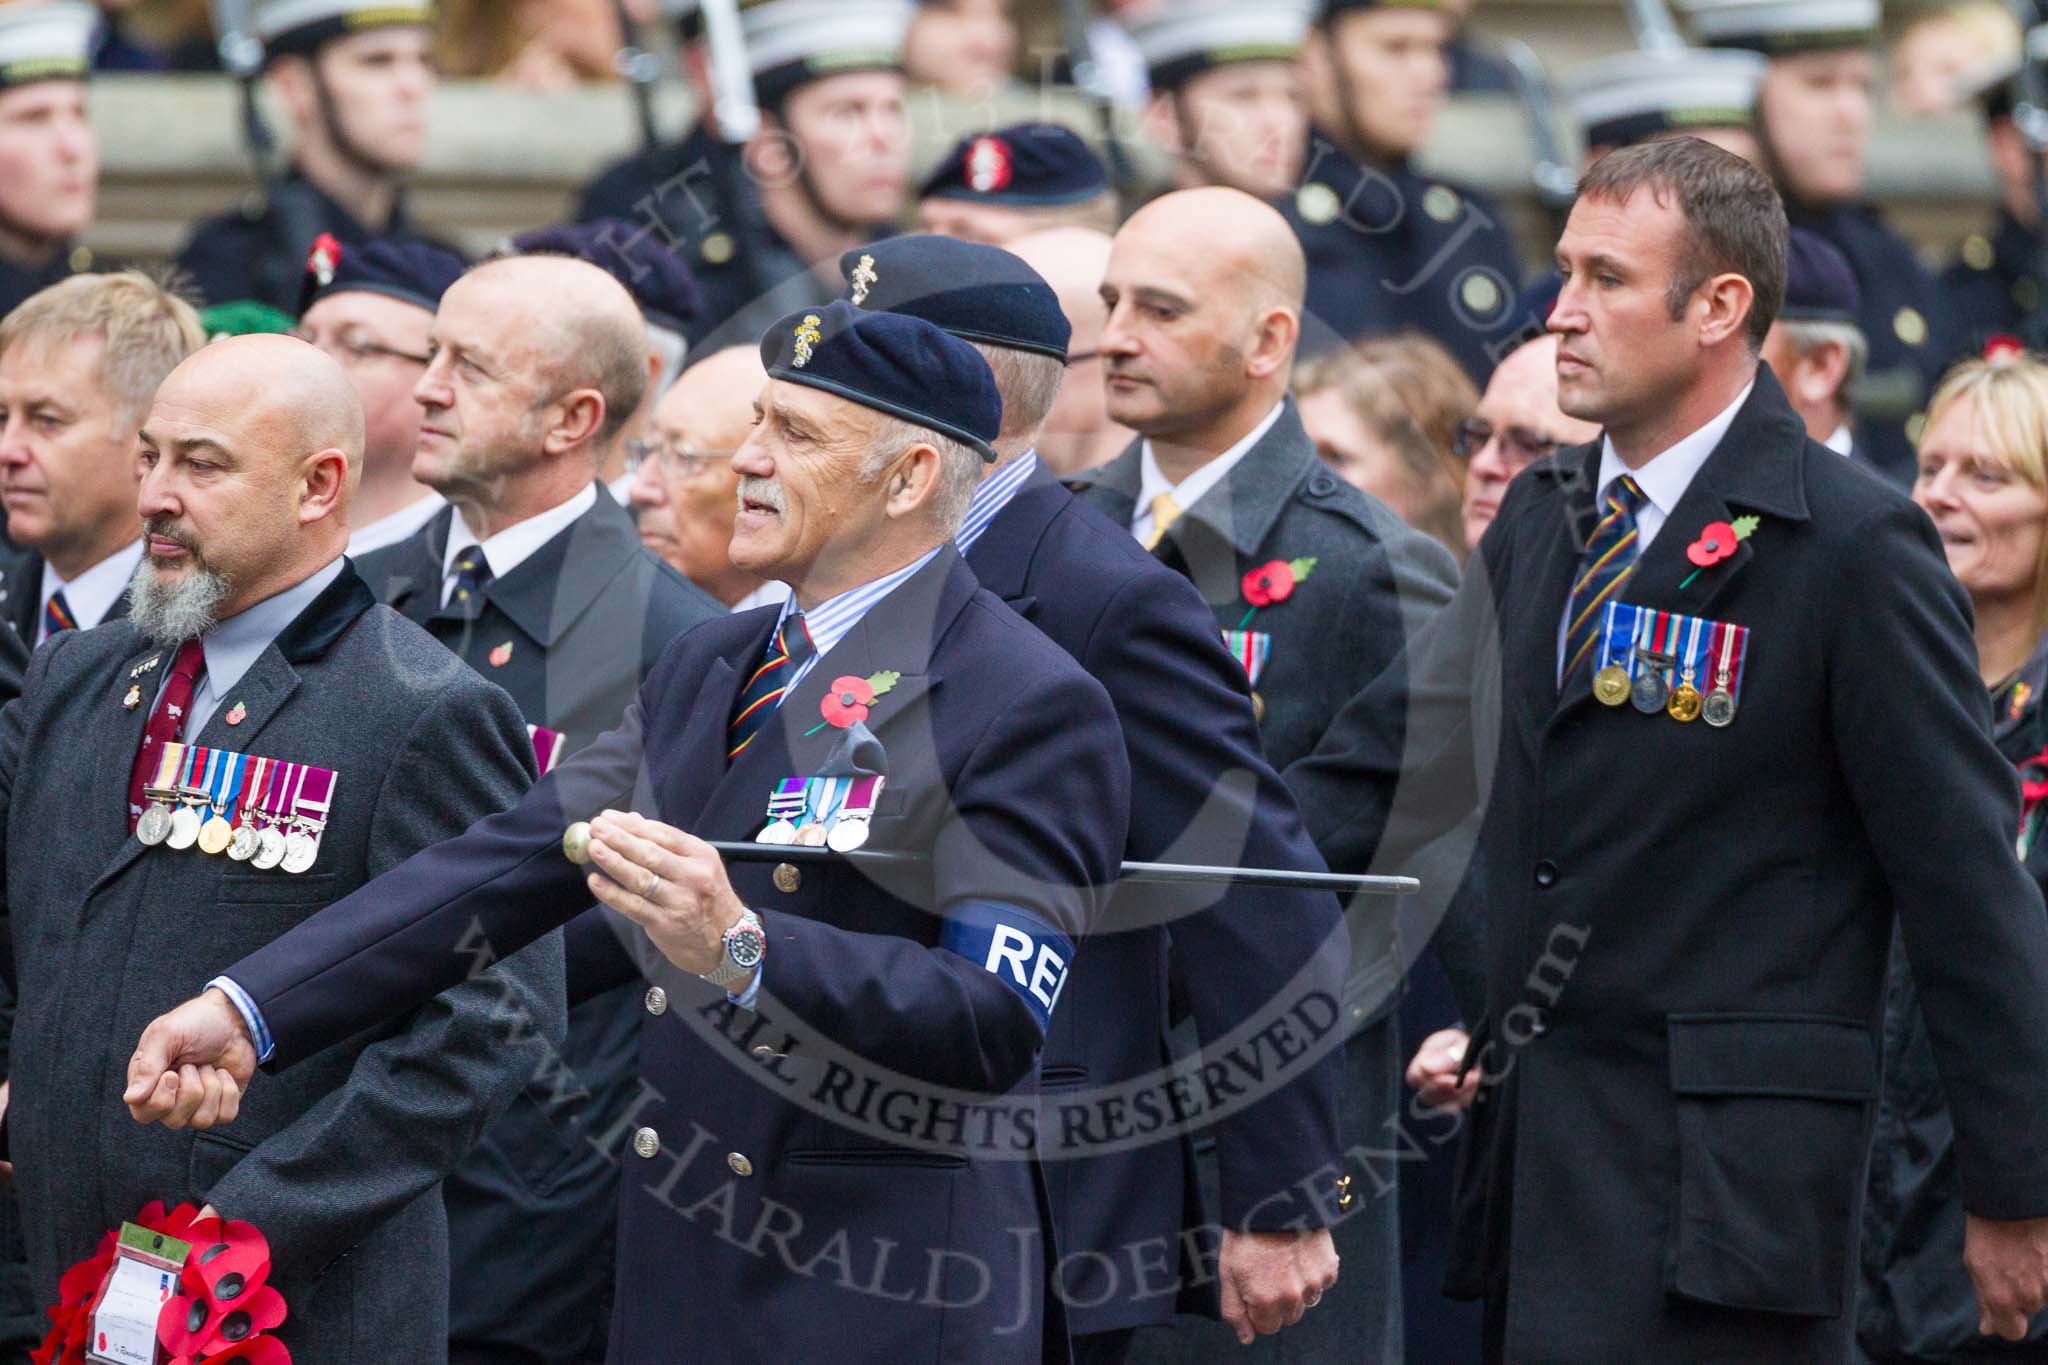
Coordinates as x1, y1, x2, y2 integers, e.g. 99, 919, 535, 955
658, 344, 767, 453
1100, 187, 1308, 453
470, 255, 651, 442
1120, 188, 1306, 315
158, 334, 365, 479
134, 334, 365, 633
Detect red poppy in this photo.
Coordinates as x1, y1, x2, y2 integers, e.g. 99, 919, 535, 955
1686, 522, 1740, 568
159, 1220, 282, 1361
1987, 334, 2025, 363
1242, 560, 1298, 607
819, 675, 875, 729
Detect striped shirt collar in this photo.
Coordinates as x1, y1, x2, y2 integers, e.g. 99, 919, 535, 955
955, 451, 1039, 554
771, 544, 945, 693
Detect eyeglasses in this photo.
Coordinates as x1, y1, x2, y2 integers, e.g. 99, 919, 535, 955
289, 326, 431, 368
1065, 350, 1101, 367
626, 440, 736, 478
1453, 417, 1562, 467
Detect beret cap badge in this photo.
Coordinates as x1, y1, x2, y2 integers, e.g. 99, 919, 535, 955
849, 255, 879, 306
792, 314, 823, 368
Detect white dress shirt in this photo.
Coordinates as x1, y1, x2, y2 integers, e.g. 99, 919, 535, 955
38, 539, 142, 642
1556, 380, 1754, 678
731, 580, 792, 613
347, 492, 446, 558
440, 483, 598, 606
1824, 423, 1853, 457
1130, 400, 1286, 545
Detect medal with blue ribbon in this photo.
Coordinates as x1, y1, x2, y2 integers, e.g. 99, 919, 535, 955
166, 745, 214, 850
797, 776, 853, 847
197, 749, 248, 854
1592, 603, 1638, 706
1666, 614, 1709, 722
757, 778, 808, 844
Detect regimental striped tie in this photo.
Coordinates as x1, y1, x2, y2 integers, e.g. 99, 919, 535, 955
42, 589, 74, 639
728, 612, 813, 760
1562, 474, 1646, 685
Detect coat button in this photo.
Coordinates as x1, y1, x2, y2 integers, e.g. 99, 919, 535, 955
632, 1127, 660, 1159
773, 862, 801, 893
1533, 859, 1559, 888
727, 1151, 754, 1177
750, 1044, 776, 1059
644, 986, 667, 1016
1309, 471, 1338, 496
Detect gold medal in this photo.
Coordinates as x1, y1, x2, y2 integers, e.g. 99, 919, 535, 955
1593, 665, 1631, 706
1667, 681, 1702, 723
197, 814, 235, 855
793, 822, 829, 847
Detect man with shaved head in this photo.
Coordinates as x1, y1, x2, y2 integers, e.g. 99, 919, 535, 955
351, 252, 720, 1363
0, 333, 564, 1364
1072, 185, 1457, 1365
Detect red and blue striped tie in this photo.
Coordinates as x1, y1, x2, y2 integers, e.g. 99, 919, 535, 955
1562, 475, 1645, 685
728, 613, 813, 760
42, 589, 74, 639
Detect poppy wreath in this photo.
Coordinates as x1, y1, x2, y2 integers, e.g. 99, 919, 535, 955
34, 1203, 290, 1365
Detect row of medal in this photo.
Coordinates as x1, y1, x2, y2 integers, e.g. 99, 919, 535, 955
1592, 602, 1751, 727
134, 741, 336, 874
754, 775, 886, 852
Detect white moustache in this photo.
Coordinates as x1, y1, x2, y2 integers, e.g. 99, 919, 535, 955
737, 478, 786, 514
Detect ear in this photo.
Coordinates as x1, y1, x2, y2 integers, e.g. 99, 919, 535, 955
541, 388, 607, 457
1142, 93, 1184, 158
296, 447, 350, 527
1695, 272, 1756, 351
745, 110, 801, 186
881, 439, 945, 521
1243, 306, 1301, 383
267, 55, 317, 131
1794, 337, 1849, 406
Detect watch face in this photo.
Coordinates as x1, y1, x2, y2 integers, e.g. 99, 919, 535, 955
728, 928, 766, 970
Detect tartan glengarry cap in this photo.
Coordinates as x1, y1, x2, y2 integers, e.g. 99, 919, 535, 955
919, 122, 1107, 207
837, 235, 1070, 361
1130, 0, 1313, 91
250, 0, 436, 60
0, 3, 96, 89
760, 300, 1001, 461
1566, 47, 1764, 147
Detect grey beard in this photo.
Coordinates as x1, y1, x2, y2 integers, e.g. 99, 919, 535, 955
126, 559, 230, 646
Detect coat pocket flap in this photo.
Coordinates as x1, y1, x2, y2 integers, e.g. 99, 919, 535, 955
1668, 1013, 1876, 1101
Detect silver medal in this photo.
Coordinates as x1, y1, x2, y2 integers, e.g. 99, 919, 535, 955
1702, 689, 1737, 728
253, 827, 287, 870
227, 825, 260, 861
166, 804, 202, 849
282, 830, 317, 874
755, 819, 797, 845
136, 803, 173, 847
826, 817, 870, 852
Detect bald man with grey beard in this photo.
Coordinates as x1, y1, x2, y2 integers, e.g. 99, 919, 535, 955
349, 254, 722, 1365
0, 333, 563, 1365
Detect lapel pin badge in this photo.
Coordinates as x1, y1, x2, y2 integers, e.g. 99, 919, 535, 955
489, 641, 514, 668
122, 685, 140, 710
225, 701, 247, 726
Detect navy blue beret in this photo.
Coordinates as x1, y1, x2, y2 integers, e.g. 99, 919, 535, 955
837, 235, 1070, 361
511, 219, 704, 335
760, 300, 1000, 460
919, 123, 1107, 207
299, 235, 467, 317
1780, 227, 1860, 324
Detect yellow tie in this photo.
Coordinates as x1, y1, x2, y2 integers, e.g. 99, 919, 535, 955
1143, 491, 1183, 551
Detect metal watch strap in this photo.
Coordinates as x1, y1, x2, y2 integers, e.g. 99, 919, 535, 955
702, 907, 765, 988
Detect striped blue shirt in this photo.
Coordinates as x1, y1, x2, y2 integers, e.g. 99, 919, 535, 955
775, 544, 945, 696
954, 452, 1039, 554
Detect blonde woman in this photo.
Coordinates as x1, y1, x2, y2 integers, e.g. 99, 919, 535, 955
1863, 349, 2048, 1361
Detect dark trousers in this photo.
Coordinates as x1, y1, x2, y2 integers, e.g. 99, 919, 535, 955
1072, 1328, 1137, 1365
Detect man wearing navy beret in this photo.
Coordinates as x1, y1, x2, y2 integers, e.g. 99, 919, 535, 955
293, 236, 465, 557
127, 302, 1134, 1365
1759, 226, 1866, 461
838, 233, 1347, 1363
916, 122, 1117, 247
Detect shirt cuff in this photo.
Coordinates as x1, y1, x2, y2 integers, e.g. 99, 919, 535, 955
206, 976, 275, 1063
727, 963, 763, 1011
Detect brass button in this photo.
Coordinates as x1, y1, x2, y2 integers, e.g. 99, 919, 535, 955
772, 862, 801, 893
727, 1151, 754, 1177
632, 1127, 660, 1159
645, 986, 668, 1016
